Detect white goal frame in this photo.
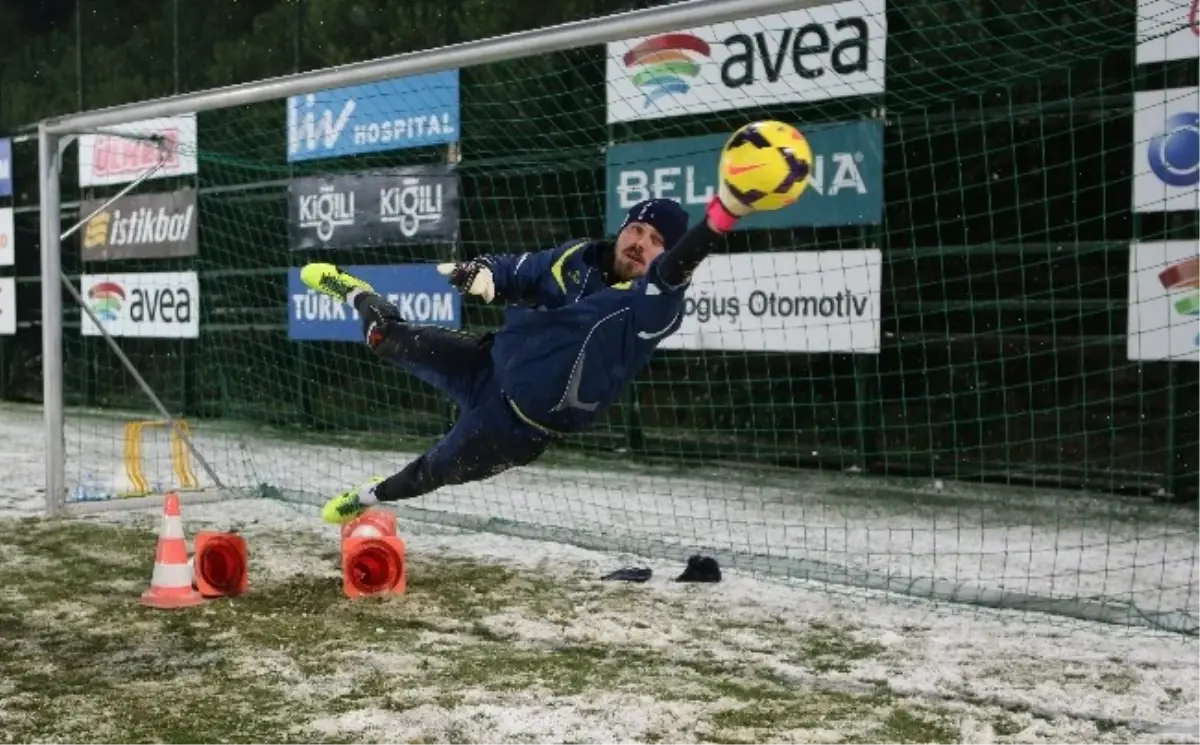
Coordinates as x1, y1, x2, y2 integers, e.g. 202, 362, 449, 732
35, 0, 823, 517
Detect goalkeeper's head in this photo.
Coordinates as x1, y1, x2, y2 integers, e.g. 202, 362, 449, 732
612, 198, 689, 281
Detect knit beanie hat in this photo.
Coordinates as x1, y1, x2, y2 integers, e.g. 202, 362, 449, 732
617, 198, 689, 249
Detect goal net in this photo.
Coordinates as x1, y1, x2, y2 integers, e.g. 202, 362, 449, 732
34, 0, 1198, 635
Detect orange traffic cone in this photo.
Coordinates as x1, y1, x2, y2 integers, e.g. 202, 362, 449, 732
140, 492, 205, 609
193, 531, 249, 598
342, 533, 406, 598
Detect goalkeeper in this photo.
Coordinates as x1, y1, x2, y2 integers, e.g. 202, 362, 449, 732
304, 188, 756, 525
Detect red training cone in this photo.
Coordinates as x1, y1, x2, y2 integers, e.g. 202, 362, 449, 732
193, 531, 248, 598
342, 534, 407, 598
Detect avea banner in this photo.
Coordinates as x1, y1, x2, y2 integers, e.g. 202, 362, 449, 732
80, 271, 200, 339
287, 264, 462, 341
605, 0, 887, 123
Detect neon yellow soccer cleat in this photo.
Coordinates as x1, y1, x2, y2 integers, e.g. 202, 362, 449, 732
320, 478, 383, 525
300, 263, 375, 302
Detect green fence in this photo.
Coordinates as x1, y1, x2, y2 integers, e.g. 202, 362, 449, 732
0, 0, 1196, 502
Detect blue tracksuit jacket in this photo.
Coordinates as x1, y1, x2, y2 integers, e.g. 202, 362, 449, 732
485, 239, 686, 435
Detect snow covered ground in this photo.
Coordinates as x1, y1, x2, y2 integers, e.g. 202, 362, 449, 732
13, 400, 1195, 631
1, 401, 1198, 741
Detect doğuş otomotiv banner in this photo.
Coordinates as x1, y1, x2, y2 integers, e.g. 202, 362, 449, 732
659, 250, 883, 354
288, 264, 462, 341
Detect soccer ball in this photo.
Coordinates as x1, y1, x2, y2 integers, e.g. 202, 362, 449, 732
719, 120, 813, 213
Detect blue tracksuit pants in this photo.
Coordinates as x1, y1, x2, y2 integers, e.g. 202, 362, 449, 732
358, 294, 554, 502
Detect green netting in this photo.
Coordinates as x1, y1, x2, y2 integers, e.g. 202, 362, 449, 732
0, 0, 1197, 635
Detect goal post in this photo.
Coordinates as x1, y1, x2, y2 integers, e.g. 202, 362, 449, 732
38, 123, 63, 516
38, 0, 814, 517
33, 0, 1199, 637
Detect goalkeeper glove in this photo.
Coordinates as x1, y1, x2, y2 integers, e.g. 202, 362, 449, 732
716, 179, 756, 219
437, 259, 496, 303
707, 189, 747, 234
707, 171, 763, 233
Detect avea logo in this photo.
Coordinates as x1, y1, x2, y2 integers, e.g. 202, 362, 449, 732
623, 34, 711, 108
88, 282, 126, 322
1158, 256, 1200, 347
1148, 111, 1199, 188
288, 94, 355, 157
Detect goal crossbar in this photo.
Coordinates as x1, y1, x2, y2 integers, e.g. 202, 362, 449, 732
41, 0, 821, 134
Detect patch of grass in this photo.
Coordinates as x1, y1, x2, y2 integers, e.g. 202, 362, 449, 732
1097, 671, 1138, 694
795, 620, 887, 674
705, 689, 903, 743
0, 518, 152, 603
873, 706, 960, 744
0, 519, 311, 742
441, 643, 642, 696
993, 713, 1024, 737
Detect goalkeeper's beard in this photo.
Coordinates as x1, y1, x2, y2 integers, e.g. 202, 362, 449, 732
612, 247, 647, 281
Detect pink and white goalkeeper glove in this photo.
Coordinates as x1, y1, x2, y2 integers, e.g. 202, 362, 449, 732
706, 191, 746, 234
